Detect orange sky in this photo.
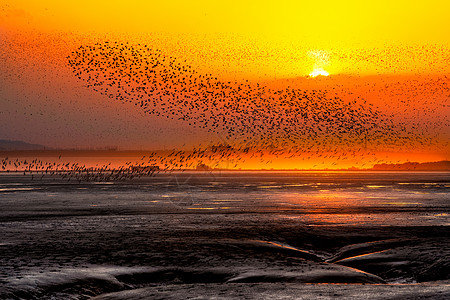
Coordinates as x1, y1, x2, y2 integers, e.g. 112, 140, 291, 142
0, 1, 449, 168
2, 1, 450, 77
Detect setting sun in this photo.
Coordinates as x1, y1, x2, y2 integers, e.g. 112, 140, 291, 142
309, 69, 329, 77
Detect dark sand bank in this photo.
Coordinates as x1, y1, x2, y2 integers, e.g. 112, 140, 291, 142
92, 282, 450, 300
2, 216, 449, 298
1, 172, 449, 299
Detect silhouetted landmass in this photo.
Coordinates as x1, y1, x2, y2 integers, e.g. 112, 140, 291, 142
0, 147, 448, 172
0, 139, 49, 151
371, 161, 450, 171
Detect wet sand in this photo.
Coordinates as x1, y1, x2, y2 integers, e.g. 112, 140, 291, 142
93, 282, 450, 300
1, 172, 449, 299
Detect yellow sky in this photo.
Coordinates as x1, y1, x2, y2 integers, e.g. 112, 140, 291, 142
2, 1, 449, 42
2, 1, 449, 78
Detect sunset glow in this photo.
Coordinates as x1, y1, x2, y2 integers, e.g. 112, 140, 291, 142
0, 0, 449, 170
309, 69, 329, 77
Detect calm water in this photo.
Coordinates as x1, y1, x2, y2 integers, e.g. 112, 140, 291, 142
1, 171, 449, 298
1, 171, 448, 225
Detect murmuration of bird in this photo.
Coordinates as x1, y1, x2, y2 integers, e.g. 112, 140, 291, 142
67, 41, 427, 152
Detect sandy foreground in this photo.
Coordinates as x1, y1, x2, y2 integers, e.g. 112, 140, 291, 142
1, 172, 449, 299
2, 220, 449, 299
93, 282, 450, 300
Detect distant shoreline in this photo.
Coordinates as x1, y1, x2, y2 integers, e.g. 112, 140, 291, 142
1, 169, 449, 174
1, 150, 448, 172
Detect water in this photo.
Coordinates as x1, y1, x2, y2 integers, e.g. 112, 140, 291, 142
1, 171, 449, 299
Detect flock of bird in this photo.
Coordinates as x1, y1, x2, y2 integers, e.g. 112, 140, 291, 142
2, 40, 447, 181
0, 157, 159, 182
68, 41, 448, 175
67, 42, 420, 151
0, 145, 389, 182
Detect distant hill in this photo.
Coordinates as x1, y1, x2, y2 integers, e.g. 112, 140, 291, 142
0, 139, 49, 151
371, 161, 450, 171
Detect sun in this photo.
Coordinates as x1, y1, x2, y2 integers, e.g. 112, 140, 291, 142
309, 68, 329, 77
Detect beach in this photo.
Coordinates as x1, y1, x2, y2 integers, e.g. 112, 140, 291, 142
1, 171, 449, 299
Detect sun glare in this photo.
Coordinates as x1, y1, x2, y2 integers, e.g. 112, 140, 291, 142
309, 69, 329, 77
